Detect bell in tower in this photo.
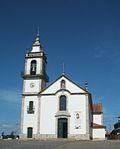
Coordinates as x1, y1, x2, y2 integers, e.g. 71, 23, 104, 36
30, 60, 37, 75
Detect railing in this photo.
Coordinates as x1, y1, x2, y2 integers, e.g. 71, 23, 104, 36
27, 106, 35, 114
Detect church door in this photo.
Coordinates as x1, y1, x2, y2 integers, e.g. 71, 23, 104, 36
27, 127, 33, 138
58, 118, 68, 138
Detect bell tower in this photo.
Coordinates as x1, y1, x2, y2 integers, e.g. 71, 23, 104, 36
22, 33, 49, 94
20, 33, 49, 139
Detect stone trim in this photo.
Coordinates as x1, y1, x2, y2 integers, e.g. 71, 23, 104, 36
37, 96, 41, 134
25, 52, 47, 63
21, 74, 49, 82
93, 112, 103, 114
20, 96, 25, 137
22, 93, 39, 96
55, 116, 70, 138
39, 74, 91, 95
86, 95, 89, 135
55, 111, 71, 117
19, 133, 27, 139
85, 94, 92, 139
35, 134, 57, 139
40, 92, 89, 96
20, 133, 91, 140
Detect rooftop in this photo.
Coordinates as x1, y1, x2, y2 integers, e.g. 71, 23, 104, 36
93, 103, 102, 113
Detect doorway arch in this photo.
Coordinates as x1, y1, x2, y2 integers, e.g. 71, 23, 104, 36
58, 118, 68, 138
27, 127, 33, 138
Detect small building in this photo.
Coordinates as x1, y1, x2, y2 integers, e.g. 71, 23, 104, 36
20, 34, 106, 140
92, 103, 106, 140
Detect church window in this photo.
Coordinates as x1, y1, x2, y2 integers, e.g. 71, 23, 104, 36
61, 80, 65, 89
30, 60, 37, 75
59, 95, 66, 111
27, 101, 34, 114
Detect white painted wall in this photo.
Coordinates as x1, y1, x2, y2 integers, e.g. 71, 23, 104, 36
31, 46, 41, 52
69, 95, 87, 134
65, 79, 85, 93
40, 90, 88, 135
40, 95, 57, 134
93, 128, 105, 140
23, 79, 42, 93
23, 96, 38, 134
41, 76, 86, 95
93, 114, 103, 125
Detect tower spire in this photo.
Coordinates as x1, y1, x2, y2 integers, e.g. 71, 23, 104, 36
33, 27, 40, 45
31, 29, 43, 52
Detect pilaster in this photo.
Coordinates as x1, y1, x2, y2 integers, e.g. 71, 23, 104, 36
86, 94, 90, 138
20, 96, 25, 137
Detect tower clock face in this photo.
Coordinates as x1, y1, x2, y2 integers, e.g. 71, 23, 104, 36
30, 83, 35, 88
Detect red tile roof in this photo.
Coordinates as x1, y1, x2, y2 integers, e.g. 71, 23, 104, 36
92, 123, 106, 129
93, 103, 102, 113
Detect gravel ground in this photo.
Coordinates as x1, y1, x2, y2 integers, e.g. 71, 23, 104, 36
0, 140, 120, 149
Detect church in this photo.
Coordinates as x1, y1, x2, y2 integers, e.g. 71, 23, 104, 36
20, 33, 106, 140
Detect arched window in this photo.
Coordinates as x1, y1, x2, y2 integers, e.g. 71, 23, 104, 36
30, 60, 37, 75
59, 95, 66, 111
61, 80, 65, 89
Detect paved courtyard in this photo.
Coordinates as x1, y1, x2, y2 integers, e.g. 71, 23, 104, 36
0, 140, 120, 149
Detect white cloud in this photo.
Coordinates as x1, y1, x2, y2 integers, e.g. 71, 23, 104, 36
1, 124, 12, 128
0, 89, 21, 104
0, 122, 20, 134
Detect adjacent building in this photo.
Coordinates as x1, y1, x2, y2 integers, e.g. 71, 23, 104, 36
110, 119, 120, 139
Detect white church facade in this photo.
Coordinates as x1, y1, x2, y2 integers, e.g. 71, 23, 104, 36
20, 34, 106, 140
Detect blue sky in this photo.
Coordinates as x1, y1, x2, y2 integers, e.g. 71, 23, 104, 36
0, 0, 120, 134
